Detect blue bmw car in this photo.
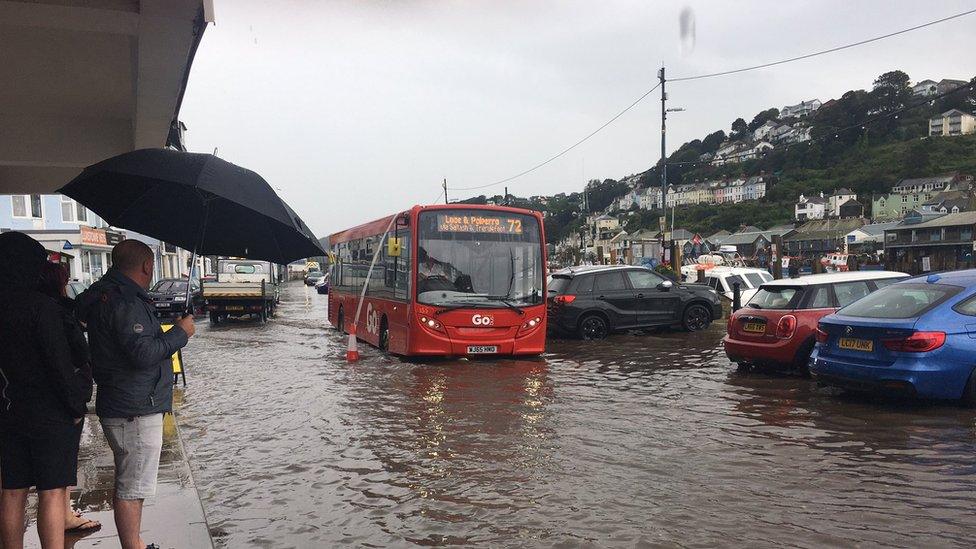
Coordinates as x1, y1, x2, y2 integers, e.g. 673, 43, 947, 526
810, 269, 976, 405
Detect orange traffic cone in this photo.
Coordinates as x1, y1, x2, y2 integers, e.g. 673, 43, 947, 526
346, 325, 360, 362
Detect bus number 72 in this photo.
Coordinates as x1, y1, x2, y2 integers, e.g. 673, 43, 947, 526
507, 219, 522, 233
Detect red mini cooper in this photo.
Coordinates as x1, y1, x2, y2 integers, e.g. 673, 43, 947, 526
724, 271, 908, 371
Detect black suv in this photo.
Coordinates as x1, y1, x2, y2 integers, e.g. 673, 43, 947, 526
547, 266, 723, 339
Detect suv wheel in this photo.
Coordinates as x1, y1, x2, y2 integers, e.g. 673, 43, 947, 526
578, 314, 610, 340
682, 303, 711, 332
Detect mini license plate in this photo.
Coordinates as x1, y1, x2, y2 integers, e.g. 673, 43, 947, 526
743, 321, 766, 334
467, 345, 498, 354
838, 337, 874, 352
224, 306, 244, 311
154, 303, 169, 308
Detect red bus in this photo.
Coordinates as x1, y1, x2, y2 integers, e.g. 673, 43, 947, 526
327, 204, 547, 357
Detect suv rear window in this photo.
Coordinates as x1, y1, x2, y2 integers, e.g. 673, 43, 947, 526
839, 283, 962, 319
748, 287, 800, 309
594, 272, 627, 292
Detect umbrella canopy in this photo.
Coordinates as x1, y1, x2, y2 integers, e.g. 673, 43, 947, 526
59, 149, 325, 264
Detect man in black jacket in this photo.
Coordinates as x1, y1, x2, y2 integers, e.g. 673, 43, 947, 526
77, 240, 194, 549
0, 231, 92, 549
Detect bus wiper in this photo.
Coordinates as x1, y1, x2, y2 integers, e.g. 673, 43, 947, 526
483, 296, 524, 315
433, 303, 482, 316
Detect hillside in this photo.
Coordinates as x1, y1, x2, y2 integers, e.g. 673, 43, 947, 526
463, 70, 976, 242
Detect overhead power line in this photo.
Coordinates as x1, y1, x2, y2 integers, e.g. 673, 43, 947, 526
452, 83, 661, 191
670, 8, 976, 82
451, 7, 976, 196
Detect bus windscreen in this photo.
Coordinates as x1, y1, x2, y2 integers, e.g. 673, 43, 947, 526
417, 210, 543, 308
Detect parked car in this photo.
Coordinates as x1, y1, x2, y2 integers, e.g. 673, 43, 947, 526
315, 275, 329, 295
810, 270, 976, 405
724, 271, 908, 372
65, 280, 89, 300
305, 270, 325, 286
149, 278, 204, 318
547, 265, 723, 339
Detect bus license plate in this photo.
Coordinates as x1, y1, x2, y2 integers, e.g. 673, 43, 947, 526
838, 337, 873, 352
467, 345, 498, 354
224, 306, 244, 311
743, 321, 765, 333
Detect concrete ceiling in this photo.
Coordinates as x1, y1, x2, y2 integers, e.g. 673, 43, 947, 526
0, 0, 212, 193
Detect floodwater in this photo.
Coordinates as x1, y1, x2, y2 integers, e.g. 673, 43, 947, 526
178, 282, 976, 548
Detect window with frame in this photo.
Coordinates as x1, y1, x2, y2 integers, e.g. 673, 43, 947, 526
625, 270, 665, 289
593, 272, 627, 292
833, 281, 871, 307
60, 197, 88, 223
12, 195, 42, 219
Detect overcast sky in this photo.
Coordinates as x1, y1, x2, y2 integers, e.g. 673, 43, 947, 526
180, 0, 975, 237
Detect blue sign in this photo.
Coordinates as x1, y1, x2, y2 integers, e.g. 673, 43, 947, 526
62, 241, 73, 250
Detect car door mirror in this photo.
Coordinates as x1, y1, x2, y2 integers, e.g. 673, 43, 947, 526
657, 280, 673, 291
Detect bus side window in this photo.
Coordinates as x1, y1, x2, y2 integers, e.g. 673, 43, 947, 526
394, 232, 411, 300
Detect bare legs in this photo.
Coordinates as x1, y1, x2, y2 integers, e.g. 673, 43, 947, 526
0, 487, 67, 549
114, 497, 145, 549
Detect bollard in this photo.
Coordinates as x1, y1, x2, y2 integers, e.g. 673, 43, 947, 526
732, 281, 741, 312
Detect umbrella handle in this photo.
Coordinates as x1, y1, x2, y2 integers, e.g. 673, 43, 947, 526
184, 199, 212, 316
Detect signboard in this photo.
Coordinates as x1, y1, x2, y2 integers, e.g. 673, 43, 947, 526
436, 214, 523, 235
781, 257, 790, 269
80, 226, 107, 246
105, 230, 126, 246
62, 241, 73, 250
922, 256, 931, 272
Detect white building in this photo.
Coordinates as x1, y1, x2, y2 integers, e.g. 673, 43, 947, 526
752, 120, 779, 142
929, 109, 976, 137
742, 176, 768, 201
912, 79, 939, 97
795, 194, 827, 221
828, 188, 857, 217
781, 99, 822, 118
639, 187, 663, 210
617, 190, 640, 210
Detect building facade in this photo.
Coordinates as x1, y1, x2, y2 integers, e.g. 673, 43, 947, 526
929, 109, 976, 137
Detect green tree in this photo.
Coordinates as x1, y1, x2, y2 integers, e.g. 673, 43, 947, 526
731, 118, 748, 138
901, 139, 931, 177
701, 130, 726, 153
748, 108, 780, 131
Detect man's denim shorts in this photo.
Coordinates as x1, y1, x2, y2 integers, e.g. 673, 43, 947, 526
100, 413, 164, 500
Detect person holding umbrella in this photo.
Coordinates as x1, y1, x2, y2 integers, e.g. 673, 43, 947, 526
76, 240, 195, 549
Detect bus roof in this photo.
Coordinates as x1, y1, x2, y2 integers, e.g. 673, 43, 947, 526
328, 204, 544, 246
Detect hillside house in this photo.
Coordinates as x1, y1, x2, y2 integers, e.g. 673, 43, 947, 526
838, 198, 865, 218
781, 99, 822, 118
795, 194, 827, 221
872, 174, 974, 221
827, 188, 857, 217
929, 109, 976, 137
912, 79, 938, 97
784, 218, 866, 256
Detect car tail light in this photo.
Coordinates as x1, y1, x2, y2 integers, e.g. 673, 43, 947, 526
553, 295, 576, 304
882, 331, 946, 353
815, 326, 829, 344
775, 315, 797, 339
418, 315, 446, 333
518, 316, 543, 334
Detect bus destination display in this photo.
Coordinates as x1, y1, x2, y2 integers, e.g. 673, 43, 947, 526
437, 214, 523, 235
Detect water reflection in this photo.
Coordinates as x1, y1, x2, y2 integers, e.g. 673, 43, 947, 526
179, 283, 976, 548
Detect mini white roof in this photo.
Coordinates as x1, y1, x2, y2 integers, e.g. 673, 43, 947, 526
761, 271, 908, 287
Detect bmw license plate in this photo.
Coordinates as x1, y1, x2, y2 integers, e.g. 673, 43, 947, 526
467, 345, 498, 354
838, 337, 873, 352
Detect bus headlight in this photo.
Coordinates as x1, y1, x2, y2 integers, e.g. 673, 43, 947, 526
518, 316, 543, 334
419, 315, 445, 333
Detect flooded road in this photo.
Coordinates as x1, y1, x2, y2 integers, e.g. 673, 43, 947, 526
178, 282, 976, 548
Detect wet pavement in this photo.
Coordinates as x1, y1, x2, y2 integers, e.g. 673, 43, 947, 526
21, 399, 212, 549
175, 281, 976, 548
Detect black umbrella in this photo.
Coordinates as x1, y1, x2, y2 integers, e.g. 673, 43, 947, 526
59, 148, 325, 309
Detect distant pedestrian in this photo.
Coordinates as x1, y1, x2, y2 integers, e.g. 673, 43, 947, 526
76, 240, 195, 549
0, 232, 93, 549
38, 262, 102, 534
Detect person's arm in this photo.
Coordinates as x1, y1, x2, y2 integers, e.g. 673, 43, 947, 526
35, 302, 90, 418
110, 299, 188, 370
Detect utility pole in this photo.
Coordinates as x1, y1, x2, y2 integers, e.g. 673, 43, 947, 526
504, 186, 509, 206
659, 65, 668, 265
443, 178, 448, 204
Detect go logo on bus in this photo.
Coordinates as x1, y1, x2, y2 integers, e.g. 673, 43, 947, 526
366, 303, 379, 335
471, 314, 494, 326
